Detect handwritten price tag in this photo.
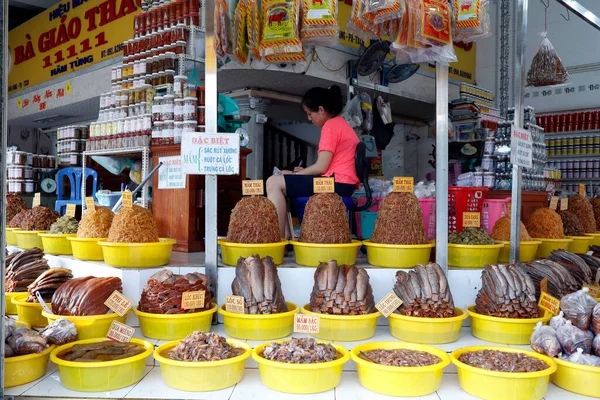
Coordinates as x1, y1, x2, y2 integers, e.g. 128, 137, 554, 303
122, 191, 133, 208
85, 197, 96, 211
375, 291, 403, 318
32, 193, 41, 208
242, 180, 264, 196
580, 184, 586, 197
181, 291, 205, 310
393, 177, 414, 193
106, 321, 135, 343
225, 295, 245, 313
104, 291, 132, 317
549, 196, 558, 210
66, 204, 77, 217
561, 198, 568, 211
538, 292, 560, 316
313, 177, 335, 193
463, 212, 481, 228
294, 314, 320, 334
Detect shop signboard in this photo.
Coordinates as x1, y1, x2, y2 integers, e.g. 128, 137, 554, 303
8, 0, 142, 94
158, 156, 186, 189
510, 126, 533, 168
181, 133, 240, 175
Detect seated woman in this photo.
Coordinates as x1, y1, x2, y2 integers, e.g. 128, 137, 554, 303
266, 85, 359, 238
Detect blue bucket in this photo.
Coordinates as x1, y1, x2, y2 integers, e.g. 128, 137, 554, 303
359, 212, 377, 239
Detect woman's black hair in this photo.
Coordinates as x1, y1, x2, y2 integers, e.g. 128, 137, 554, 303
301, 85, 344, 116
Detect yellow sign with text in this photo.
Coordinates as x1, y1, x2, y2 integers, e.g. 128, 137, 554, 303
538, 292, 560, 316
242, 180, 264, 196
463, 212, 481, 228
314, 177, 335, 193
393, 177, 414, 193
8, 0, 141, 94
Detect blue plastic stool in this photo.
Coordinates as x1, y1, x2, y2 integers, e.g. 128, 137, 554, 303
55, 167, 99, 215
293, 196, 355, 223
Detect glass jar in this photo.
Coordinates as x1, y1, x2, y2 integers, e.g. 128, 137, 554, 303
164, 69, 175, 84
162, 94, 175, 121
174, 121, 184, 144
174, 40, 186, 55
152, 96, 163, 121
163, 27, 173, 46
129, 88, 136, 105
152, 73, 160, 86
151, 56, 160, 74
174, 98, 184, 121
152, 121, 164, 146
197, 106, 205, 125
183, 120, 197, 134
175, 0, 183, 23
164, 52, 176, 70
189, 12, 199, 26
169, 2, 177, 25
183, 96, 197, 121
158, 53, 166, 72
158, 71, 166, 85
197, 86, 205, 105
174, 75, 187, 98
163, 120, 174, 146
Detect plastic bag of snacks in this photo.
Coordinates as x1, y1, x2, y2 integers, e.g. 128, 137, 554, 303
560, 288, 598, 331
366, 0, 406, 24
247, 0, 262, 60
527, 32, 569, 87
550, 311, 568, 331
593, 303, 600, 334
593, 334, 600, 357
453, 0, 490, 43
565, 348, 600, 367
556, 320, 593, 355
260, 0, 306, 62
347, 0, 379, 41
214, 0, 232, 60
234, 0, 249, 64
300, 0, 339, 45
530, 322, 562, 358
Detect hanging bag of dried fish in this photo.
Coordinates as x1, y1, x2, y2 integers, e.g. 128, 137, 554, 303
568, 195, 597, 234
492, 216, 541, 263
527, 32, 569, 87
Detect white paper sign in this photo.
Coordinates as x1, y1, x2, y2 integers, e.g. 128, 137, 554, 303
158, 156, 186, 189
510, 126, 533, 168
181, 134, 240, 175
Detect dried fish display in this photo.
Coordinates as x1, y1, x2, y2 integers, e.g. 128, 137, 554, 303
548, 251, 593, 286
261, 338, 338, 364
5, 248, 49, 292
26, 268, 73, 302
591, 198, 600, 229
8, 210, 28, 228
139, 269, 212, 314
299, 193, 351, 244
57, 341, 146, 362
232, 255, 287, 314
370, 192, 427, 244
6, 194, 26, 223
107, 205, 159, 243
525, 208, 565, 239
558, 211, 585, 237
525, 259, 579, 300
20, 206, 60, 231
49, 215, 79, 234
448, 228, 494, 245
568, 195, 597, 234
359, 348, 441, 367
309, 260, 375, 315
575, 253, 600, 280
490, 216, 532, 242
168, 332, 245, 362
39, 318, 78, 346
474, 264, 539, 319
526, 34, 568, 87
458, 350, 549, 372
226, 197, 280, 243
52, 276, 123, 316
393, 263, 456, 318
77, 206, 114, 238
4, 317, 47, 357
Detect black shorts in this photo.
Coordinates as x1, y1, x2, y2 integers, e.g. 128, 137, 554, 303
283, 175, 356, 198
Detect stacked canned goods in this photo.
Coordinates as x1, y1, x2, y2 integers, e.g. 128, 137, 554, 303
546, 136, 600, 156
7, 150, 54, 194
57, 126, 88, 166
537, 110, 600, 133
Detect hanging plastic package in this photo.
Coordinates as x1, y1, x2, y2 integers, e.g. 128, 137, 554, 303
527, 32, 569, 86
214, 0, 233, 60
360, 92, 373, 132
300, 0, 339, 45
234, 0, 250, 64
246, 0, 262, 60
453, 0, 490, 43
341, 95, 363, 132
365, 0, 405, 24
347, 0, 379, 41
260, 0, 306, 63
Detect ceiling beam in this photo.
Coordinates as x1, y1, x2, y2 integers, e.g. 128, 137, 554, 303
555, 0, 600, 31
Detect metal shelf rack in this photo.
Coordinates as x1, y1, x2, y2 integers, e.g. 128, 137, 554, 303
545, 129, 600, 138
548, 154, 600, 161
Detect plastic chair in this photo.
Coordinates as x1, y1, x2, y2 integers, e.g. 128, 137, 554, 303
55, 167, 98, 215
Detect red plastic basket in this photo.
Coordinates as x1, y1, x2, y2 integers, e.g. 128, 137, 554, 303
448, 187, 488, 233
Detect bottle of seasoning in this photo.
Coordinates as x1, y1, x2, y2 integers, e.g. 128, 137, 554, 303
174, 75, 188, 98
152, 96, 163, 122
152, 121, 164, 146
183, 96, 197, 121
162, 95, 175, 121
163, 120, 174, 146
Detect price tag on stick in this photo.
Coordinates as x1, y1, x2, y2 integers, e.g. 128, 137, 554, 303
181, 291, 205, 310
242, 180, 264, 196
538, 292, 560, 316
66, 204, 76, 217
294, 314, 320, 334
225, 295, 245, 313
313, 177, 335, 193
549, 196, 558, 210
32, 193, 41, 208
393, 177, 414, 193
580, 184, 586, 196
106, 321, 135, 343
104, 291, 133, 317
85, 197, 96, 211
375, 291, 403, 318
463, 212, 481, 228
561, 198, 568, 211
122, 191, 133, 208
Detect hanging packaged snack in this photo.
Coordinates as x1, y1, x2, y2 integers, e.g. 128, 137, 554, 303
234, 0, 250, 64
453, 0, 490, 43
214, 0, 233, 60
347, 0, 379, 41
247, 0, 262, 60
365, 0, 406, 24
527, 32, 569, 87
300, 0, 339, 45
260, 0, 306, 62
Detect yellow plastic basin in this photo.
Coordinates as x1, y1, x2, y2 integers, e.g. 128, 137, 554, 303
351, 342, 450, 396
6, 227, 20, 245
12, 293, 51, 327
388, 307, 468, 344
448, 243, 503, 268
253, 340, 349, 394
42, 311, 128, 340
99, 238, 177, 267
5, 291, 24, 315
533, 238, 572, 258
301, 304, 380, 341
291, 240, 362, 267
451, 346, 556, 400
154, 338, 251, 391
50, 338, 153, 392
4, 345, 55, 388
218, 239, 288, 265
68, 237, 105, 261
39, 233, 75, 255
586, 232, 600, 246
218, 302, 299, 340
566, 236, 592, 254
467, 306, 552, 344
552, 357, 600, 398
362, 240, 434, 268
15, 230, 46, 250
497, 241, 541, 263
134, 303, 218, 340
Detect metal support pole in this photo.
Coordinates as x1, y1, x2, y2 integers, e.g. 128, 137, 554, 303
435, 63, 449, 273
1, 0, 8, 393
204, 0, 218, 298
509, 0, 528, 262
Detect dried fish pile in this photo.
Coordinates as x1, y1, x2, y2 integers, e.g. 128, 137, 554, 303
261, 338, 338, 364
139, 269, 212, 314
299, 193, 351, 244
309, 260, 374, 315
52, 276, 123, 316
525, 208, 565, 239
576, 253, 600, 279
226, 197, 280, 243
449, 228, 494, 245
591, 198, 600, 229
558, 211, 585, 236
474, 264, 539, 319
168, 332, 245, 362
569, 195, 597, 233
458, 350, 549, 372
359, 348, 441, 367
20, 206, 60, 231
548, 250, 593, 286
5, 248, 49, 292
4, 317, 47, 357
232, 255, 287, 314
491, 216, 532, 242
57, 341, 146, 362
27, 268, 73, 302
370, 192, 427, 244
393, 263, 456, 318
524, 259, 579, 300
8, 210, 28, 228
6, 194, 26, 223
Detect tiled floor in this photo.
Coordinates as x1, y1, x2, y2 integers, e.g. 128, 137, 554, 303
5, 324, 595, 400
